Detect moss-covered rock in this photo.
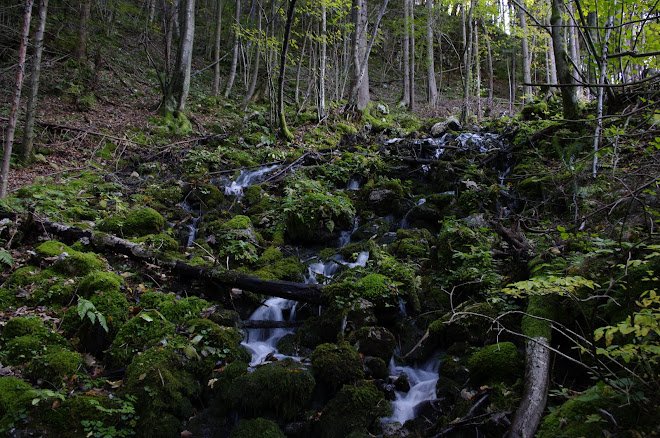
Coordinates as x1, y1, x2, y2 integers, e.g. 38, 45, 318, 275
123, 344, 198, 437
467, 342, 522, 385
191, 184, 225, 208
98, 207, 165, 237
317, 382, 390, 438
36, 241, 106, 276
0, 377, 34, 428
230, 418, 286, 438
227, 360, 315, 421
109, 311, 177, 367
35, 240, 73, 258
27, 347, 83, 386
253, 256, 305, 281
349, 326, 396, 361
78, 271, 124, 298
181, 318, 245, 377
160, 296, 211, 324
2, 335, 46, 365
311, 343, 364, 390
135, 233, 179, 251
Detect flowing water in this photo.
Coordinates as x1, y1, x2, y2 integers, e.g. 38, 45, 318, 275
241, 297, 298, 366
223, 164, 281, 197
384, 356, 442, 424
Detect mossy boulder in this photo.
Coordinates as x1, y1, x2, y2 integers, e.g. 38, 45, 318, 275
253, 256, 305, 281
27, 347, 83, 385
123, 344, 198, 437
78, 271, 124, 298
0, 377, 34, 427
317, 382, 390, 438
36, 241, 106, 276
36, 394, 126, 435
98, 207, 165, 237
1, 317, 66, 347
181, 318, 246, 377
190, 184, 225, 208
109, 311, 177, 367
311, 343, 364, 390
35, 240, 73, 258
467, 342, 523, 385
160, 296, 211, 324
349, 326, 396, 361
2, 335, 46, 365
135, 233, 179, 251
230, 418, 286, 438
227, 360, 315, 421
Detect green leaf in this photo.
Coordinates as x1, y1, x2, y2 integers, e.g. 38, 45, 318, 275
0, 250, 12, 267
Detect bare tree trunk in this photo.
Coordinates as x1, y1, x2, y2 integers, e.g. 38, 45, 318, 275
426, 0, 437, 107
213, 0, 223, 97
482, 18, 493, 115
409, 0, 415, 111
75, 0, 92, 60
224, 0, 241, 98
593, 16, 613, 178
278, 0, 297, 141
164, 2, 176, 76
318, 1, 326, 120
460, 2, 474, 125
242, 9, 261, 107
1, 0, 33, 199
551, 0, 578, 119
518, 0, 532, 103
294, 19, 310, 106
567, 2, 582, 100
474, 18, 481, 120
21, 0, 48, 163
162, 0, 196, 114
401, 0, 410, 107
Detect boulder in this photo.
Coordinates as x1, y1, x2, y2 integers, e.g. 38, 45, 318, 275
430, 116, 462, 137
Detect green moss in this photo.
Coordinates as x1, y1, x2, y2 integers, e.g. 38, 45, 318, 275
135, 233, 179, 251
2, 335, 46, 365
227, 360, 315, 420
37, 394, 119, 435
123, 344, 198, 436
0, 377, 34, 427
230, 418, 286, 438
348, 326, 396, 361
98, 207, 165, 237
109, 311, 177, 367
160, 297, 211, 324
6, 266, 41, 287
192, 184, 225, 208
256, 247, 283, 266
254, 256, 305, 281
181, 318, 244, 377
311, 343, 364, 390
319, 248, 336, 259
318, 381, 390, 438
138, 291, 177, 309
223, 215, 252, 230
36, 240, 73, 258
243, 185, 262, 205
55, 251, 106, 276
78, 271, 124, 298
27, 347, 83, 385
521, 295, 557, 340
537, 383, 628, 438
2, 316, 50, 341
467, 342, 523, 385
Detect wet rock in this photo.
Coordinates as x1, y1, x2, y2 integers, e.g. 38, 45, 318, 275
430, 116, 462, 137
350, 326, 397, 361
365, 356, 389, 379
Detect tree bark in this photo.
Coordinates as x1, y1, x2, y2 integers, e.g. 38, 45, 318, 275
482, 18, 494, 115
224, 0, 241, 98
592, 16, 613, 178
426, 0, 437, 107
162, 0, 196, 114
401, 0, 410, 107
506, 336, 551, 438
21, 0, 48, 163
409, 0, 415, 111
318, 0, 327, 120
460, 1, 474, 125
474, 18, 481, 120
518, 0, 532, 103
213, 0, 223, 97
242, 8, 261, 107
278, 0, 297, 141
75, 0, 92, 60
551, 0, 578, 119
0, 0, 33, 199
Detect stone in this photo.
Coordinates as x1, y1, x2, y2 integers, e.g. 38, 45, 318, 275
430, 116, 462, 137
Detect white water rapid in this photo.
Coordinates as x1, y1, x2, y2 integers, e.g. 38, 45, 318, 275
384, 357, 441, 425
242, 297, 298, 366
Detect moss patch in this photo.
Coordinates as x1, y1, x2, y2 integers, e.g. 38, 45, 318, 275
311, 343, 364, 390
230, 418, 286, 438
98, 207, 165, 237
467, 342, 523, 385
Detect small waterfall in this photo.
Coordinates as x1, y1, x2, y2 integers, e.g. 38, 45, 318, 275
306, 259, 341, 284
338, 218, 359, 248
400, 198, 426, 229
242, 297, 298, 366
224, 164, 281, 197
347, 178, 361, 191
178, 201, 200, 248
384, 356, 442, 424
340, 251, 369, 269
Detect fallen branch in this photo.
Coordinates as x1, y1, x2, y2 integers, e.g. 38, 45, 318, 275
243, 320, 304, 329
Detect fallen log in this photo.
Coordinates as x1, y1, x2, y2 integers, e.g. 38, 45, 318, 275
243, 320, 304, 329
28, 214, 327, 305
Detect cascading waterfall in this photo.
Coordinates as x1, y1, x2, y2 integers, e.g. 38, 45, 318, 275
384, 356, 442, 424
223, 164, 281, 197
242, 297, 298, 366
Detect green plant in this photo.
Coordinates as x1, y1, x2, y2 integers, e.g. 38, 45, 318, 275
77, 298, 109, 333
81, 395, 139, 437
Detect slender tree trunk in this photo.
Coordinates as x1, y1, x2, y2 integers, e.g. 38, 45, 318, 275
165, 2, 175, 76
318, 0, 327, 120
21, 0, 48, 163
1, 0, 33, 199
460, 2, 474, 124
426, 0, 437, 107
518, 0, 532, 102
295, 20, 310, 106
482, 18, 493, 115
213, 0, 223, 96
242, 10, 261, 107
551, 0, 578, 119
278, 0, 297, 141
75, 0, 92, 60
409, 0, 415, 111
567, 2, 582, 99
401, 0, 410, 106
474, 18, 481, 120
162, 0, 196, 114
224, 0, 241, 98
593, 16, 613, 178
